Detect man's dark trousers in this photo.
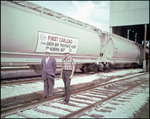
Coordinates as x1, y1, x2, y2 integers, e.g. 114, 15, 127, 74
44, 75, 54, 97
62, 70, 72, 101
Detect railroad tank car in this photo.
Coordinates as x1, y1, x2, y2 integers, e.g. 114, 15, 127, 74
99, 31, 141, 68
1, 1, 101, 73
1, 1, 144, 73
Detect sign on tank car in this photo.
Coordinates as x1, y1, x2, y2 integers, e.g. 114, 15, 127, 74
36, 31, 78, 54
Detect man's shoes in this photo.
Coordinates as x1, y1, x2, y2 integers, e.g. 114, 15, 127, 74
64, 100, 69, 104
41, 96, 47, 99
63, 99, 66, 102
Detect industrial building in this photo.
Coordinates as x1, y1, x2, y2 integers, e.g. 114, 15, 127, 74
109, 1, 149, 45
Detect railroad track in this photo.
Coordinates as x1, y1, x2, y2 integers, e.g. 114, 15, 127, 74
1, 66, 31, 71
1, 68, 61, 80
1, 76, 42, 84
1, 72, 149, 118
1, 72, 85, 85
1, 68, 141, 84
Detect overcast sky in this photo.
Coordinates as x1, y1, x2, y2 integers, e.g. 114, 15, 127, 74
30, 1, 110, 32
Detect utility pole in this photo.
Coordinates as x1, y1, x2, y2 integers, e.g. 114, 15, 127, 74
143, 24, 147, 72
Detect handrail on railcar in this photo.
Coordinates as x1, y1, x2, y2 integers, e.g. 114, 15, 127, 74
4, 1, 102, 34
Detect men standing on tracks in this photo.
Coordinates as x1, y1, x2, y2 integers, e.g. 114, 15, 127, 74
60, 48, 75, 104
41, 49, 56, 99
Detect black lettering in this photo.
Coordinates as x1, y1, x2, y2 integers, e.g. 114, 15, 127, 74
50, 47, 59, 51
71, 45, 76, 49
60, 44, 70, 48
61, 48, 65, 52
55, 43, 59, 47
41, 41, 46, 45
47, 42, 54, 46
46, 46, 49, 49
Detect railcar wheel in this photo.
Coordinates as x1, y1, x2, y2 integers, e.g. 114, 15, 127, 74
94, 65, 98, 73
134, 64, 137, 69
131, 63, 137, 69
131, 64, 134, 68
80, 68, 84, 72
108, 64, 113, 72
84, 65, 88, 73
103, 64, 106, 72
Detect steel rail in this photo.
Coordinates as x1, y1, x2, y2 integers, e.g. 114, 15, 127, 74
1, 67, 31, 71
64, 72, 148, 96
1, 72, 148, 117
1, 72, 83, 84
60, 76, 149, 118
1, 76, 42, 83
1, 78, 42, 85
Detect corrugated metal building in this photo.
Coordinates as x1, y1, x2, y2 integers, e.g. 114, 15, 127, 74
109, 1, 149, 45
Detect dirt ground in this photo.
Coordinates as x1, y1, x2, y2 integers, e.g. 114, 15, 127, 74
133, 100, 149, 118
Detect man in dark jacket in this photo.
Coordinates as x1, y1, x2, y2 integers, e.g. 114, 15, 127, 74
41, 49, 56, 99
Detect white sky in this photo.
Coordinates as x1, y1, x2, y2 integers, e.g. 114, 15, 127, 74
29, 1, 110, 32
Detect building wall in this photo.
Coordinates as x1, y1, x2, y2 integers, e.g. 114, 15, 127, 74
109, 1, 149, 27
109, 1, 149, 45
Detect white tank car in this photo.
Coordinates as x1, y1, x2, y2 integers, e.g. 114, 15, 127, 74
99, 31, 141, 68
1, 1, 142, 73
1, 1, 101, 73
